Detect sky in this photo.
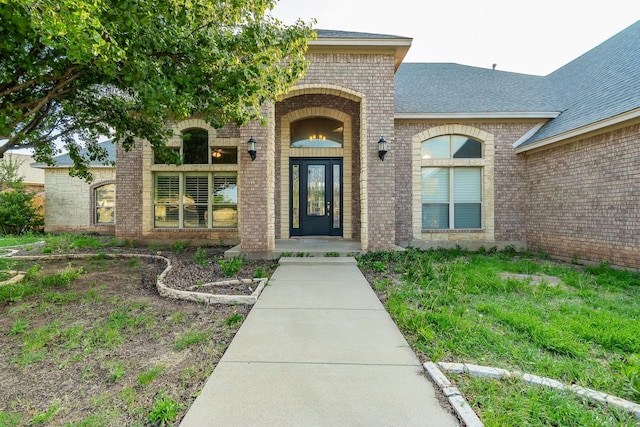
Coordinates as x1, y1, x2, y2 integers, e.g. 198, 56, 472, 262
270, 0, 639, 76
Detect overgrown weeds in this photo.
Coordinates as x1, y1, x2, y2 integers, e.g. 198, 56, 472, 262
358, 247, 640, 424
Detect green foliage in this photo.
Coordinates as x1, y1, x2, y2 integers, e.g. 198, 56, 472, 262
0, 154, 25, 190
359, 247, 640, 416
137, 365, 165, 386
107, 362, 127, 383
173, 329, 209, 351
8, 318, 29, 335
30, 402, 60, 425
39, 267, 83, 287
457, 375, 637, 427
253, 267, 266, 278
1, 0, 314, 180
0, 188, 43, 235
324, 251, 340, 257
0, 411, 21, 427
218, 257, 243, 276
0, 232, 43, 247
147, 394, 182, 427
192, 247, 208, 267
224, 313, 243, 327
171, 241, 189, 255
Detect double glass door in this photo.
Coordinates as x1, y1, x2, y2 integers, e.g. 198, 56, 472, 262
290, 158, 342, 236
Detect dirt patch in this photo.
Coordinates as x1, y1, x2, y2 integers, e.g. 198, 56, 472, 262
0, 251, 260, 426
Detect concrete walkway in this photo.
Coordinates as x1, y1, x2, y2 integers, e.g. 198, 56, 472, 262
180, 257, 459, 426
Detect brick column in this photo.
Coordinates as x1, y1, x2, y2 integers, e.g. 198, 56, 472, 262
363, 68, 396, 251
239, 104, 276, 253
115, 141, 144, 240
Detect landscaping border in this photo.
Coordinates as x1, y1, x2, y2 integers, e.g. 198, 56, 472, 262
0, 252, 268, 305
426, 361, 640, 422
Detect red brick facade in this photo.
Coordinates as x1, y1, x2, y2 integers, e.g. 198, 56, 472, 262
108, 41, 638, 268
524, 123, 640, 268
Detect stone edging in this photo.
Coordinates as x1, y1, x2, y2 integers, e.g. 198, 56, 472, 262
423, 362, 484, 427
0, 252, 267, 305
425, 361, 640, 424
0, 270, 26, 287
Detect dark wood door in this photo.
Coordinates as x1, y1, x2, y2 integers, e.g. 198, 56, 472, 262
290, 158, 342, 236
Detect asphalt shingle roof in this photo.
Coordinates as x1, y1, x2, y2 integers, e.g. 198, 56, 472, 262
523, 20, 640, 145
32, 140, 115, 168
316, 29, 408, 39
395, 63, 560, 114
394, 20, 640, 147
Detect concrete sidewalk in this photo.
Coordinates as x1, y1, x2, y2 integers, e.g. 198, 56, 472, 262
180, 257, 459, 426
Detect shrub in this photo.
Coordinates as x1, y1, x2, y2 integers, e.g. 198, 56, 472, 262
0, 188, 43, 235
218, 257, 243, 276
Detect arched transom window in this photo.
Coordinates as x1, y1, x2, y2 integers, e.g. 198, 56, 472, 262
290, 117, 344, 148
421, 135, 483, 229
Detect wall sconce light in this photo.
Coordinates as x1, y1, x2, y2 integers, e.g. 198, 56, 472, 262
378, 136, 388, 161
247, 137, 257, 161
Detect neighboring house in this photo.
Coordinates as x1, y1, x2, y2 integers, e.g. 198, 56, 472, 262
1, 153, 45, 192
45, 21, 640, 268
33, 141, 116, 234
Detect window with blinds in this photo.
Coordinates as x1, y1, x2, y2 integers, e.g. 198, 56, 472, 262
421, 134, 483, 230
421, 167, 482, 230
154, 173, 237, 228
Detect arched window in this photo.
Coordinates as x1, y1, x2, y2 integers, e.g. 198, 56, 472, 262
95, 183, 115, 224
290, 117, 343, 148
155, 128, 238, 165
182, 128, 209, 164
421, 135, 482, 229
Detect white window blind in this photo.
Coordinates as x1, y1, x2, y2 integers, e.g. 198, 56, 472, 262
421, 168, 449, 203
453, 168, 481, 202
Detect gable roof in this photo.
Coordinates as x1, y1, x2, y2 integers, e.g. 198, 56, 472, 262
316, 29, 407, 39
395, 63, 560, 118
32, 140, 116, 169
394, 20, 640, 150
312, 29, 412, 71
519, 20, 640, 148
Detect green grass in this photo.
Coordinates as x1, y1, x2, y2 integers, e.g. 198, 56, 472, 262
137, 365, 165, 386
174, 329, 210, 351
0, 232, 44, 247
358, 247, 640, 425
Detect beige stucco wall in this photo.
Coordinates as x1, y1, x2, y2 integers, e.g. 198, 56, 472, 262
44, 168, 115, 233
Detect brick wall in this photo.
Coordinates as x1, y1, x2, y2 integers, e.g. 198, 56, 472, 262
275, 94, 361, 239
115, 142, 144, 240
295, 53, 396, 250
525, 123, 640, 268
44, 168, 116, 234
394, 120, 533, 244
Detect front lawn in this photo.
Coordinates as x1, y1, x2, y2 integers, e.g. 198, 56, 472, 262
358, 247, 640, 426
0, 237, 253, 426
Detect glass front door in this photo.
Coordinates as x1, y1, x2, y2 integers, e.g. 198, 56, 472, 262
290, 158, 342, 236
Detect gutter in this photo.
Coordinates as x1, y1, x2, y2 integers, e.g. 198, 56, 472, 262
395, 112, 560, 120
514, 107, 640, 153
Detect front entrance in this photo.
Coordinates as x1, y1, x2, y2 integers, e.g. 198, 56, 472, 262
290, 158, 342, 236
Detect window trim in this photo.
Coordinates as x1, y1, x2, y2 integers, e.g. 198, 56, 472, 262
421, 166, 483, 230
90, 180, 116, 226
153, 171, 238, 229
411, 125, 495, 242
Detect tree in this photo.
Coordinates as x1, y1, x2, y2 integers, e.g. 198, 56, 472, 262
1, 0, 314, 180
0, 153, 25, 190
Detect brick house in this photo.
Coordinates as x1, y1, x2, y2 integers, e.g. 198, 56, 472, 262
43, 21, 640, 268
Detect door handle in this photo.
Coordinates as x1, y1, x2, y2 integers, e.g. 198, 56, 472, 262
326, 201, 331, 216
